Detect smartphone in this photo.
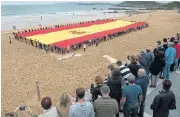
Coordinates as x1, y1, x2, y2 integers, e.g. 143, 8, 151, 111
19, 106, 26, 110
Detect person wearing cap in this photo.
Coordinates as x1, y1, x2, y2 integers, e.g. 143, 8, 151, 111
106, 68, 122, 117
120, 74, 143, 117
93, 85, 119, 117
163, 42, 176, 79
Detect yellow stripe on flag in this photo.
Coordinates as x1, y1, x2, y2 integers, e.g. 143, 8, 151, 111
27, 20, 133, 45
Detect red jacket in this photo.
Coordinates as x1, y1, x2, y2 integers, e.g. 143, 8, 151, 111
175, 43, 180, 58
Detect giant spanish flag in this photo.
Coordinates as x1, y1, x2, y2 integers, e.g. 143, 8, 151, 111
18, 19, 145, 48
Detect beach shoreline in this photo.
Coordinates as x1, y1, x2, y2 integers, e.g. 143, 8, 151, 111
2, 10, 180, 114
1, 9, 153, 34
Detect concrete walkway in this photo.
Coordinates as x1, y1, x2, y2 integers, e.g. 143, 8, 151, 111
103, 55, 180, 117
145, 69, 180, 117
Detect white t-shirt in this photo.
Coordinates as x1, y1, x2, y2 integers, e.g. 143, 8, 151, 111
83, 44, 86, 49
39, 107, 60, 117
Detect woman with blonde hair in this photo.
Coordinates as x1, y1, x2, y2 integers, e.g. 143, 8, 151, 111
56, 92, 72, 117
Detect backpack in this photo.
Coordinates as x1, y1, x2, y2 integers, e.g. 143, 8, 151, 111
145, 52, 155, 66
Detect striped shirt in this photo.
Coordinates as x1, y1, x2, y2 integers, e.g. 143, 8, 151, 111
93, 97, 118, 117
118, 65, 131, 79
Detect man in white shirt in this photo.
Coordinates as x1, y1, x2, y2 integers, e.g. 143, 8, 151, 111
83, 43, 87, 52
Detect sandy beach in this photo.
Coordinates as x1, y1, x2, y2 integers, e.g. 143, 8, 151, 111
2, 10, 180, 115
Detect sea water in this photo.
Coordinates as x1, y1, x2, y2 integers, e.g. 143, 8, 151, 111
1, 2, 127, 31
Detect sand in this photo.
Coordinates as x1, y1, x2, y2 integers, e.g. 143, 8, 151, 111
2, 10, 180, 115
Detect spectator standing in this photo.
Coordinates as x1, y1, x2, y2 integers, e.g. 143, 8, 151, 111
104, 64, 114, 84
83, 43, 86, 52
128, 55, 142, 78
116, 60, 131, 86
174, 40, 180, 71
69, 88, 94, 117
145, 49, 155, 75
73, 45, 76, 51
93, 85, 119, 117
150, 45, 165, 87
9, 37, 11, 44
95, 39, 99, 47
163, 42, 176, 79
39, 97, 60, 117
90, 76, 103, 101
35, 40, 38, 48
67, 45, 70, 53
50, 46, 54, 52
120, 74, 143, 117
56, 92, 72, 117
137, 51, 151, 77
163, 38, 168, 51
151, 80, 176, 117
107, 68, 122, 117
135, 69, 149, 117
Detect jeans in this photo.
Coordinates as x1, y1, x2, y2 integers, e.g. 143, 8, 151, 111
163, 63, 171, 79
151, 75, 158, 86
174, 58, 179, 71
138, 97, 146, 117
146, 70, 150, 79
123, 104, 139, 117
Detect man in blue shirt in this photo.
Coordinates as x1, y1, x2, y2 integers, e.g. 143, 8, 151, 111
135, 69, 149, 117
69, 88, 94, 117
163, 42, 176, 79
120, 74, 143, 117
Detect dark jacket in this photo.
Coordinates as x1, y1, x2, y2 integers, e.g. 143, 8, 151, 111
138, 52, 154, 71
107, 77, 122, 104
91, 84, 102, 101
128, 62, 142, 77
150, 90, 176, 117
135, 76, 149, 98
163, 43, 168, 51
150, 49, 165, 75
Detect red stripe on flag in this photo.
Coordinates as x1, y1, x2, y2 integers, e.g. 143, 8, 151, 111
18, 19, 115, 37
51, 22, 145, 48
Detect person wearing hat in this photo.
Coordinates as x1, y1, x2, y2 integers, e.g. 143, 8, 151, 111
120, 74, 143, 117
93, 85, 119, 117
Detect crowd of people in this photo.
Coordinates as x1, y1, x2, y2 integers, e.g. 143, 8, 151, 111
4, 33, 179, 117
11, 18, 148, 55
